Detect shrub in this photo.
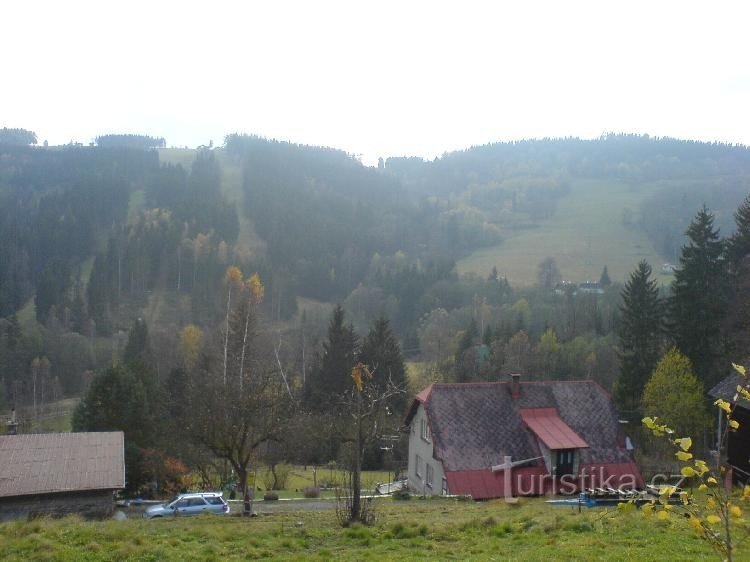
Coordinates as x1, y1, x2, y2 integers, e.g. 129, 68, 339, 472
303, 487, 320, 498
392, 488, 411, 501
263, 492, 279, 501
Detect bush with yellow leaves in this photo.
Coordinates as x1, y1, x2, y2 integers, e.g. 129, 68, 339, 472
638, 362, 750, 561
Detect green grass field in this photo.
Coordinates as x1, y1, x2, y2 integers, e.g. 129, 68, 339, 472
0, 497, 720, 561
457, 180, 673, 286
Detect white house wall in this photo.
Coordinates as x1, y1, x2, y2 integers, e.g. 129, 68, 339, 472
407, 404, 446, 496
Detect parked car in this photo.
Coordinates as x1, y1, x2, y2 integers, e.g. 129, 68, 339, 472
142, 492, 230, 518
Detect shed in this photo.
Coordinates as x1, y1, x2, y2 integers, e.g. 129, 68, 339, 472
0, 431, 125, 521
710, 373, 750, 485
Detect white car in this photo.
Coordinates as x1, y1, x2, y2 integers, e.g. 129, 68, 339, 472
142, 492, 230, 518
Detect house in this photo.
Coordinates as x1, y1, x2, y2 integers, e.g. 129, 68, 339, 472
404, 375, 642, 499
577, 281, 605, 295
0, 431, 125, 521
709, 373, 750, 485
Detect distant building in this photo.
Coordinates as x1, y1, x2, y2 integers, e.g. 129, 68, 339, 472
577, 281, 605, 294
553, 281, 574, 295
404, 376, 642, 499
0, 432, 125, 521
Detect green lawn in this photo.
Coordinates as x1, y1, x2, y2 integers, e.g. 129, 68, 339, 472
0, 497, 720, 561
456, 179, 673, 286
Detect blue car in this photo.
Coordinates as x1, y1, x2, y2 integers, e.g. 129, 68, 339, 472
143, 492, 230, 518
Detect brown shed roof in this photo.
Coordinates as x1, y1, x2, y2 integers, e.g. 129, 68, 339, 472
0, 432, 125, 498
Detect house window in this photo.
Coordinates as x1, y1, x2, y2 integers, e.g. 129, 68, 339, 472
420, 419, 431, 442
415, 454, 423, 479
426, 464, 434, 488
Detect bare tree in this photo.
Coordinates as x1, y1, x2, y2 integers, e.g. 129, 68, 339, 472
336, 363, 404, 525
185, 272, 293, 497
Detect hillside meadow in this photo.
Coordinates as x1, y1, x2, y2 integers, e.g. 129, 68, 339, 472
456, 179, 669, 286
0, 497, 720, 561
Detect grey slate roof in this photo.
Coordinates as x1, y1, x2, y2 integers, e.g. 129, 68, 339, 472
709, 372, 750, 409
0, 432, 125, 498
410, 381, 631, 472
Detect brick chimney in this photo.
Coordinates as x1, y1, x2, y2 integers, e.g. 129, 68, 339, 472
509, 373, 521, 399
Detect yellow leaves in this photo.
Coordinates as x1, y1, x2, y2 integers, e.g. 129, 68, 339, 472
728, 419, 740, 430
660, 485, 677, 497
617, 501, 636, 513
680, 491, 689, 506
225, 265, 243, 286
714, 399, 732, 414
681, 466, 698, 478
351, 363, 373, 392
688, 516, 703, 533
642, 416, 674, 437
246, 273, 264, 304
707, 477, 718, 485
642, 503, 654, 517
180, 324, 203, 369
706, 514, 721, 525
656, 510, 670, 521
743, 486, 750, 501
706, 497, 716, 510
698, 484, 708, 491
732, 362, 746, 376
675, 437, 692, 452
694, 460, 709, 476
736, 385, 750, 401
730, 505, 742, 518
675, 451, 693, 462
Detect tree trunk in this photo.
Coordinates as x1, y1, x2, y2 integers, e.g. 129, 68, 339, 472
223, 286, 232, 386
351, 393, 362, 522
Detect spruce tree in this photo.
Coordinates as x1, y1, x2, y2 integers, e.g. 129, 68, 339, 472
305, 305, 358, 410
599, 266, 611, 287
614, 260, 663, 415
359, 316, 407, 412
727, 193, 750, 268
123, 318, 155, 373
669, 206, 728, 387
724, 194, 750, 355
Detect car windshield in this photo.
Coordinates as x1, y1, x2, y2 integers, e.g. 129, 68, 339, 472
165, 496, 180, 506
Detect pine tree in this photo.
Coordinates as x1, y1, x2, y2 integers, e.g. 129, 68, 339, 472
724, 194, 750, 355
614, 260, 663, 415
305, 305, 358, 410
727, 193, 750, 268
599, 266, 611, 287
359, 316, 407, 413
123, 318, 155, 373
669, 206, 728, 387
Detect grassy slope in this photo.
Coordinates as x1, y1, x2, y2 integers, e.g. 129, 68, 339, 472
456, 179, 674, 286
0, 497, 717, 561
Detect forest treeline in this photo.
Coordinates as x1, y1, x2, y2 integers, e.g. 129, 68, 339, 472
2, 131, 750, 447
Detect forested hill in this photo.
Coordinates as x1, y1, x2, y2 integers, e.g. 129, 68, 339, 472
1, 133, 750, 402
387, 135, 750, 192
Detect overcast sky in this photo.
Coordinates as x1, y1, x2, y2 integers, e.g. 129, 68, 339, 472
3, 1, 749, 163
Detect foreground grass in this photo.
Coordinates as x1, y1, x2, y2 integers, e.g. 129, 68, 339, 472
0, 497, 719, 561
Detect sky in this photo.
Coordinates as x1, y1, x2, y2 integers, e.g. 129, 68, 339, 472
2, 0, 749, 164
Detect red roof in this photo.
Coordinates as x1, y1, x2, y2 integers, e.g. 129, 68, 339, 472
520, 408, 589, 450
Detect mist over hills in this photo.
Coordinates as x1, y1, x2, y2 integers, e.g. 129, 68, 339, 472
1, 130, 749, 398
